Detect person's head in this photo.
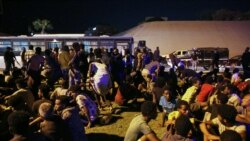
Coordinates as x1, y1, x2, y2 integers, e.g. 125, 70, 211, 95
113, 48, 118, 54
223, 83, 235, 95
141, 101, 157, 121
15, 78, 27, 89
146, 74, 152, 82
44, 49, 52, 56
163, 89, 171, 101
217, 93, 229, 104
29, 45, 34, 50
245, 47, 249, 53
80, 44, 85, 51
236, 73, 245, 83
176, 100, 189, 116
233, 68, 239, 74
241, 94, 250, 107
60, 79, 69, 89
8, 111, 30, 135
22, 47, 26, 52
35, 47, 42, 55
38, 84, 51, 99
68, 85, 82, 100
175, 115, 193, 137
220, 130, 242, 141
191, 77, 201, 88
39, 102, 54, 119
54, 95, 70, 113
61, 45, 69, 52
224, 67, 230, 73
53, 47, 59, 53
6, 47, 12, 51
205, 76, 214, 84
6, 95, 26, 111
72, 42, 80, 52
217, 104, 237, 125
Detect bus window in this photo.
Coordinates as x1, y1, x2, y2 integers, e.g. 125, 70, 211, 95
48, 41, 62, 49
0, 41, 11, 48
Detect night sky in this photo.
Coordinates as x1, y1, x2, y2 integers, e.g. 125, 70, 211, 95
1, 0, 250, 35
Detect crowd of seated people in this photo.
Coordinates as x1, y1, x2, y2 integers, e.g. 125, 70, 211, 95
0, 44, 249, 141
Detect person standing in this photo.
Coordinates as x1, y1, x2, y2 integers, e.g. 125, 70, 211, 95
25, 45, 35, 63
27, 47, 44, 99
88, 58, 112, 110
241, 47, 250, 78
20, 47, 27, 68
68, 42, 82, 87
153, 46, 160, 61
212, 49, 220, 70
58, 45, 71, 81
191, 49, 198, 71
4, 47, 15, 74
4, 47, 16, 74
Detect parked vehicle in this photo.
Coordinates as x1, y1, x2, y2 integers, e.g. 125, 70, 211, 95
195, 47, 229, 69
227, 55, 242, 66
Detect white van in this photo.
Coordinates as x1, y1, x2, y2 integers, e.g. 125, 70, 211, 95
162, 50, 192, 59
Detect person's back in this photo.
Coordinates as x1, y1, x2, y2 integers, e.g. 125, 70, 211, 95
40, 114, 72, 141
162, 115, 193, 141
27, 49, 44, 71
124, 114, 150, 141
61, 106, 87, 141
8, 111, 46, 141
124, 101, 159, 141
58, 50, 71, 69
25, 45, 35, 61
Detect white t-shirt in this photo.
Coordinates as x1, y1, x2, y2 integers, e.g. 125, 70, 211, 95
212, 117, 246, 134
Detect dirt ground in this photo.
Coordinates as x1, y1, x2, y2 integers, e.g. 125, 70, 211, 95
86, 103, 166, 141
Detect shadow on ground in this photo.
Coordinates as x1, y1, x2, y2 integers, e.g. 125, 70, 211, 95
87, 133, 124, 141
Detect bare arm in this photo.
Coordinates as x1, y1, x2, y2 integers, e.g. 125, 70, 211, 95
236, 114, 250, 124
81, 106, 92, 128
199, 122, 220, 141
139, 132, 160, 141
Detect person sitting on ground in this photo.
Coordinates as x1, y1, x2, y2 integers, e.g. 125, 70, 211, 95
38, 102, 72, 141
196, 76, 214, 104
124, 101, 160, 141
223, 83, 241, 107
236, 93, 250, 140
32, 84, 52, 116
181, 77, 201, 105
50, 79, 69, 100
5, 78, 34, 113
162, 115, 193, 141
54, 95, 87, 141
220, 130, 242, 141
203, 93, 229, 122
159, 89, 176, 127
43, 49, 62, 90
8, 111, 46, 141
167, 100, 193, 125
236, 94, 250, 124
200, 104, 246, 141
138, 74, 155, 101
231, 68, 240, 85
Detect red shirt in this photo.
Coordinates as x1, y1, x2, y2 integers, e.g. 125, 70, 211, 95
197, 83, 214, 102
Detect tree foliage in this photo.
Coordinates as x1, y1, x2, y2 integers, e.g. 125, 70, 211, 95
32, 19, 53, 34
200, 9, 250, 20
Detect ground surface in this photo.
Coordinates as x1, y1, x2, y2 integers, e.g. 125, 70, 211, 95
86, 109, 166, 141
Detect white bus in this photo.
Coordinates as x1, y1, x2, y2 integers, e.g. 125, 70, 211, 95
0, 34, 134, 69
